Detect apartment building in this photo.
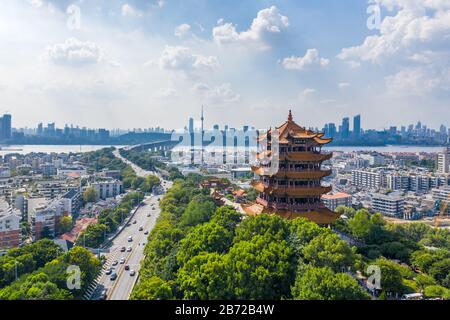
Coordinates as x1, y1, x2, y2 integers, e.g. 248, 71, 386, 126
0, 199, 22, 248
90, 180, 123, 200
371, 193, 405, 217
352, 169, 384, 189
322, 192, 352, 211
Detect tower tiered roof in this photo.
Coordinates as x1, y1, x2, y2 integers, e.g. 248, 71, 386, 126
243, 110, 340, 225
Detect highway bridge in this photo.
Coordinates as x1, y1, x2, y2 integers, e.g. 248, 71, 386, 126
122, 139, 179, 152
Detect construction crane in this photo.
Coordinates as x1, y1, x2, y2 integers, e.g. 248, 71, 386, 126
434, 195, 450, 228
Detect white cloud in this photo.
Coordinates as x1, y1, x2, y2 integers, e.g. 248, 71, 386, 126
338, 1, 450, 96
153, 46, 218, 73
338, 1, 450, 63
338, 82, 351, 89
122, 4, 143, 17
282, 49, 330, 71
193, 82, 240, 104
42, 38, 103, 66
299, 88, 316, 98
175, 24, 191, 38
212, 6, 289, 49
385, 66, 449, 96
28, 0, 44, 8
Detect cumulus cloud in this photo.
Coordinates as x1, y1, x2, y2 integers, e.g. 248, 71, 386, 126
42, 38, 104, 66
151, 46, 218, 73
122, 4, 143, 17
193, 82, 240, 104
338, 82, 351, 89
212, 6, 289, 49
175, 24, 191, 38
385, 65, 450, 96
282, 49, 330, 71
338, 1, 450, 95
299, 88, 316, 97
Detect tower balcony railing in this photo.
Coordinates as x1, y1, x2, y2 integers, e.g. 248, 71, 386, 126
256, 198, 326, 212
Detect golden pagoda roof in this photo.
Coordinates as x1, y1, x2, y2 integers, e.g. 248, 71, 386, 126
252, 166, 332, 179
258, 110, 332, 145
242, 203, 340, 225
251, 181, 332, 196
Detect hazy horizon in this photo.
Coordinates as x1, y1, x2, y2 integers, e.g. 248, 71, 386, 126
1, 0, 449, 131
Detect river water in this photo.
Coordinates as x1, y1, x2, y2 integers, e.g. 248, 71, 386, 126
0, 144, 445, 156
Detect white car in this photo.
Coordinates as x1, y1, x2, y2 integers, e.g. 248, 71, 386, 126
127, 246, 132, 252
120, 257, 125, 264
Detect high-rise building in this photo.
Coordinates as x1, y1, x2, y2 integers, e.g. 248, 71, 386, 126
341, 117, 350, 139
0, 114, 12, 140
437, 147, 450, 174
188, 117, 194, 133
353, 114, 361, 138
244, 110, 339, 225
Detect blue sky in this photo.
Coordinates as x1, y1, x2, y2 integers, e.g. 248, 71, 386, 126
0, 0, 449, 131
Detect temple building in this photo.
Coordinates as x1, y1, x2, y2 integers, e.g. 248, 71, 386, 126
243, 110, 340, 225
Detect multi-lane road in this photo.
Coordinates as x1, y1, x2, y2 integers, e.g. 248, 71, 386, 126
89, 148, 171, 300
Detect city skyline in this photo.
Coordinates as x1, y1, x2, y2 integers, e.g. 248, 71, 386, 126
0, 1, 449, 130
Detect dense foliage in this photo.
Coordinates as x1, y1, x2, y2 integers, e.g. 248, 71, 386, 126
334, 206, 450, 299
0, 242, 101, 300
131, 177, 368, 300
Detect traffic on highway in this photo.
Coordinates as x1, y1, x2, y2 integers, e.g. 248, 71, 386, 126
89, 149, 172, 300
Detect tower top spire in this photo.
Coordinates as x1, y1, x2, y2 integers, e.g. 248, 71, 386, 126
288, 110, 293, 122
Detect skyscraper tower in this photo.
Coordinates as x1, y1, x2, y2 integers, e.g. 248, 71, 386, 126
201, 105, 205, 165
353, 114, 361, 138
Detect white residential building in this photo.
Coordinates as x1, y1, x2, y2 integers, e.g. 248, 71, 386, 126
322, 192, 352, 211
90, 180, 123, 200
0, 199, 22, 248
437, 147, 450, 174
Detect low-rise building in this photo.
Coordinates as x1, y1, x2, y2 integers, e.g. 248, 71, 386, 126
0, 199, 22, 249
28, 199, 67, 241
371, 193, 404, 217
90, 180, 123, 200
322, 192, 352, 211
61, 189, 83, 215
57, 166, 87, 177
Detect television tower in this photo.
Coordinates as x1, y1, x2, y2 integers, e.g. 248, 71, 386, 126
201, 105, 204, 165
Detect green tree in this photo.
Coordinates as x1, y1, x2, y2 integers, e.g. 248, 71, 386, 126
59, 216, 73, 234
83, 187, 98, 203
40, 226, 53, 239
79, 224, 108, 248
373, 258, 405, 294
424, 285, 450, 299
177, 222, 233, 266
348, 209, 372, 240
291, 265, 370, 300
210, 206, 242, 230
228, 234, 295, 299
302, 232, 356, 272
177, 252, 231, 300
131, 276, 174, 300
415, 274, 437, 292
180, 195, 216, 227
428, 258, 450, 286
233, 214, 290, 243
